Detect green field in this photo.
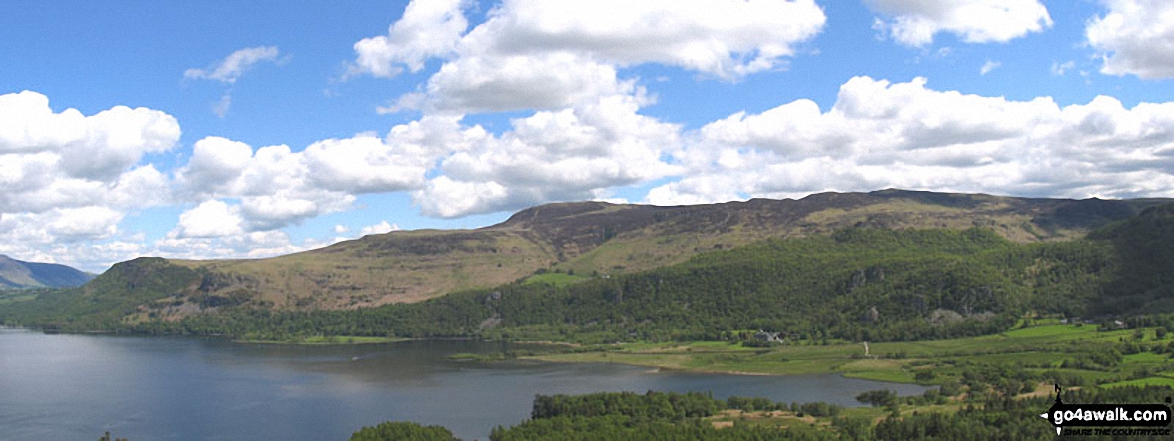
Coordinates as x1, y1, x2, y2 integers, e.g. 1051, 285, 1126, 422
0, 292, 35, 305
520, 272, 591, 287
529, 324, 1174, 387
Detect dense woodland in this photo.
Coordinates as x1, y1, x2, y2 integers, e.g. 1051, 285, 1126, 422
342, 387, 1173, 440
96, 385, 1174, 440
4, 204, 1174, 345
347, 421, 459, 441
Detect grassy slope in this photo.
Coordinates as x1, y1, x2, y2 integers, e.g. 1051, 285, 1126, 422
137, 191, 1169, 316
530, 323, 1174, 386
167, 229, 557, 309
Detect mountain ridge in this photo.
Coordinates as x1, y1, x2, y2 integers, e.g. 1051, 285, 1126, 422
53, 190, 1174, 321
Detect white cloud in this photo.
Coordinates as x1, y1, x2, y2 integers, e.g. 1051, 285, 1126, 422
180, 136, 255, 197
104, 165, 172, 209
357, 0, 826, 113
353, 0, 823, 216
46, 206, 124, 242
980, 60, 1001, 75
333, 225, 348, 234
177, 140, 356, 231
1052, 60, 1076, 76
461, 0, 827, 79
406, 53, 635, 113
175, 118, 484, 231
0, 91, 179, 183
867, 0, 1052, 47
239, 194, 330, 231
185, 46, 284, 116
0, 90, 179, 267
649, 76, 1174, 205
0, 92, 87, 155
1086, 0, 1174, 79
184, 46, 283, 84
212, 93, 232, 118
414, 176, 510, 219
412, 94, 681, 217
172, 200, 244, 239
303, 135, 432, 193
350, 0, 470, 78
360, 220, 398, 236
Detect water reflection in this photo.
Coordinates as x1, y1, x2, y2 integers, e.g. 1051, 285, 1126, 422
0, 329, 928, 441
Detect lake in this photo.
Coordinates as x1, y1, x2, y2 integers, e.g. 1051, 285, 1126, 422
0, 328, 929, 440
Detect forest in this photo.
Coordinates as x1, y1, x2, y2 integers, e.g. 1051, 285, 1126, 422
338, 387, 1174, 440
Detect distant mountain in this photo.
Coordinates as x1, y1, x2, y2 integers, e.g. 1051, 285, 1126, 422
0, 255, 94, 289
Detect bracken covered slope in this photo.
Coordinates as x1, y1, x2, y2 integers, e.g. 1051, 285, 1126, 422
83, 189, 1170, 319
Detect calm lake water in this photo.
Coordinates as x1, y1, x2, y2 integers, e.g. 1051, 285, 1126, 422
0, 328, 928, 440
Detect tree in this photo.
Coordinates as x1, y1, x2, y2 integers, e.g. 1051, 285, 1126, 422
98, 432, 128, 441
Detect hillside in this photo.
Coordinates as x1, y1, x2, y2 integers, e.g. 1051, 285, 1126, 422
166, 189, 1165, 312
2, 189, 1170, 328
134, 206, 1174, 343
0, 255, 93, 289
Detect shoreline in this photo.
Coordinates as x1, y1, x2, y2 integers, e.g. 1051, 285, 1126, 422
233, 336, 412, 345
524, 354, 832, 379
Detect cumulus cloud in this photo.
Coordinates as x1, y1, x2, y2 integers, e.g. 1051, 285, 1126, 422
303, 135, 433, 193
412, 94, 681, 217
1086, 0, 1174, 79
350, 0, 823, 215
175, 117, 482, 232
649, 76, 1174, 205
356, 0, 826, 113
405, 53, 635, 113
0, 91, 179, 262
866, 0, 1052, 47
177, 140, 352, 233
0, 91, 179, 183
460, 0, 827, 79
184, 46, 283, 84
350, 0, 470, 78
172, 200, 244, 239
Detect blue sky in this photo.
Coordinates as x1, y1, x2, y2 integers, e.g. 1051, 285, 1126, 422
2, 0, 1174, 272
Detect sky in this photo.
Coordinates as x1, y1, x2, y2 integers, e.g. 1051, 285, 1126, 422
2, 0, 1174, 273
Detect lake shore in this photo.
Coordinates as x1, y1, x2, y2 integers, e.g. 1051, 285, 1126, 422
521, 323, 1174, 389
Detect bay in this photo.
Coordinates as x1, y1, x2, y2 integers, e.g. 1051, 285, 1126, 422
0, 328, 928, 440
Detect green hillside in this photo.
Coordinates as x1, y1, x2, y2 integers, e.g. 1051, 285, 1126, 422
0, 258, 198, 330
141, 226, 1106, 342
30, 203, 1155, 344
27, 190, 1174, 320
2, 191, 1172, 339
